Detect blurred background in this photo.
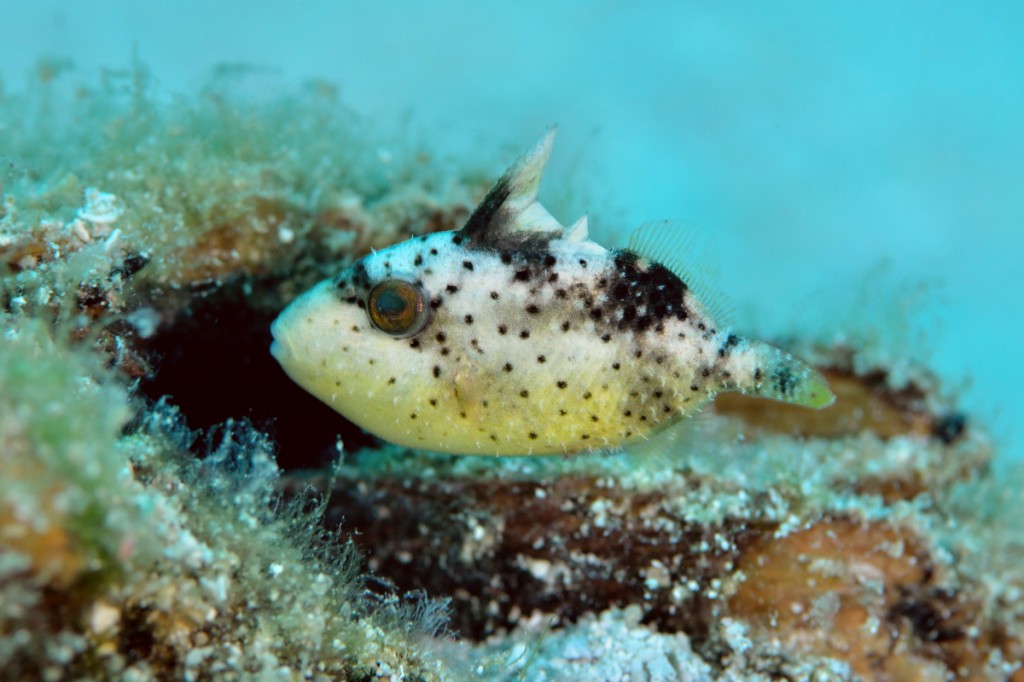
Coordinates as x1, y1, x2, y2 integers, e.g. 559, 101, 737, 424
3, 1, 1021, 459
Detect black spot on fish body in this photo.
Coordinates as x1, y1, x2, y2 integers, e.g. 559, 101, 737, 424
464, 314, 474, 324
433, 366, 441, 378
498, 324, 508, 335
353, 262, 370, 289
501, 253, 513, 265
490, 291, 499, 299
519, 330, 530, 339
414, 254, 423, 266
718, 334, 739, 358
462, 260, 474, 271
526, 304, 541, 315
543, 254, 557, 267
430, 248, 438, 256
514, 268, 531, 282
446, 284, 459, 294
452, 234, 464, 245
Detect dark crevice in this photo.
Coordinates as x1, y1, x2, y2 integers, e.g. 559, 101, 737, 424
136, 279, 378, 470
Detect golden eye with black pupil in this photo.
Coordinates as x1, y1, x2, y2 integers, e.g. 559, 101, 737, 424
366, 279, 430, 338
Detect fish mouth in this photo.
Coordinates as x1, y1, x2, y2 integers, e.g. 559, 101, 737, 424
269, 316, 290, 364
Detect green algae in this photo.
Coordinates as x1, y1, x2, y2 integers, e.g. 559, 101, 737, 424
0, 317, 467, 680
0, 61, 492, 681
0, 59, 483, 302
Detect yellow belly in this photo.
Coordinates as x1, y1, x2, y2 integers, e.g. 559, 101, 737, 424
334, 352, 700, 456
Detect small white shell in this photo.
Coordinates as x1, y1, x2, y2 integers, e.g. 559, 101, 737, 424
76, 187, 125, 224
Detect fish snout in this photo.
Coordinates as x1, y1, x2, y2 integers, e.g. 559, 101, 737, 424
269, 314, 294, 366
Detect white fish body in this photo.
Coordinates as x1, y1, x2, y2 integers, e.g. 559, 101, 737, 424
271, 130, 834, 455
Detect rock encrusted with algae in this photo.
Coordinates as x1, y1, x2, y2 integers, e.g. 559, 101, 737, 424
0, 319, 457, 680
302, 348, 1024, 681
1, 62, 1022, 681
0, 64, 487, 681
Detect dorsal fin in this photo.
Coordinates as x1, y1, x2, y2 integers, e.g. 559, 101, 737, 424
459, 128, 567, 249
626, 220, 734, 327
565, 214, 589, 242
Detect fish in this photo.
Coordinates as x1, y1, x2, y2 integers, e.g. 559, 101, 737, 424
270, 130, 834, 456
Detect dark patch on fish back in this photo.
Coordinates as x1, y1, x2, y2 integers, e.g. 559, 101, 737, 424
599, 251, 691, 334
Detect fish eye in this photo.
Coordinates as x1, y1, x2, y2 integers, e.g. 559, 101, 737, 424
366, 279, 430, 338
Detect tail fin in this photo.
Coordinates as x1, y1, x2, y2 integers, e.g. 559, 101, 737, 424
728, 340, 835, 409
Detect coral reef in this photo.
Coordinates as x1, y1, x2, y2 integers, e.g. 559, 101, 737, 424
1, 62, 1022, 680
0, 323, 451, 679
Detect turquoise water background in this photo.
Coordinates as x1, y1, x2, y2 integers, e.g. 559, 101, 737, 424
4, 2, 1022, 460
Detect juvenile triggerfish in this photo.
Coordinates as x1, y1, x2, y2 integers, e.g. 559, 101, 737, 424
271, 130, 834, 455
